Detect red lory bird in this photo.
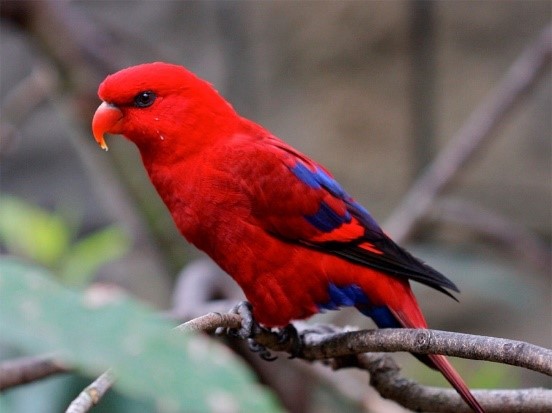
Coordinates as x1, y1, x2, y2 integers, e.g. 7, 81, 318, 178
92, 62, 484, 412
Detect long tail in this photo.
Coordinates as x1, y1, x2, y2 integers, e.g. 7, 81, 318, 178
361, 303, 485, 411
426, 353, 484, 413
382, 287, 485, 412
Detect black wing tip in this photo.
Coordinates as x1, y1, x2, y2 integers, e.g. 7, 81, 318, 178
403, 254, 462, 299
434, 284, 460, 302
315, 237, 463, 300
389, 263, 460, 301
417, 261, 460, 291
375, 238, 461, 295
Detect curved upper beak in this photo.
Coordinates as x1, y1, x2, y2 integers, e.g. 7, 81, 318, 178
92, 102, 124, 151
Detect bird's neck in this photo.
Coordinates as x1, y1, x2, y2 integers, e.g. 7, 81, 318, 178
138, 115, 261, 241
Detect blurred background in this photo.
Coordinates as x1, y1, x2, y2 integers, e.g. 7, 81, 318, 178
1, 1, 550, 412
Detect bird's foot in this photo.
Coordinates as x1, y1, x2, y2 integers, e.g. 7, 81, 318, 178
247, 338, 278, 361
274, 324, 302, 359
246, 324, 301, 361
222, 301, 278, 361
217, 301, 262, 339
217, 301, 303, 361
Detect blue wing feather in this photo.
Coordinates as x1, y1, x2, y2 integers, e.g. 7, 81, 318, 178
290, 161, 382, 233
305, 201, 352, 232
286, 157, 459, 297
317, 283, 401, 328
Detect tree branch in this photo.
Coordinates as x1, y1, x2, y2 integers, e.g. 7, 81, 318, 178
175, 311, 242, 334
180, 313, 551, 376
64, 369, 115, 413
180, 313, 552, 412
384, 24, 552, 243
298, 327, 552, 375
429, 198, 552, 274
354, 352, 551, 413
0, 354, 69, 390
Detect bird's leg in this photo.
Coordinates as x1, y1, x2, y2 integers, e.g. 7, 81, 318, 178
231, 301, 279, 360
274, 323, 302, 359
218, 301, 263, 339
231, 301, 256, 339
247, 339, 278, 362
217, 301, 306, 361
247, 323, 303, 361
217, 301, 284, 361
247, 324, 303, 361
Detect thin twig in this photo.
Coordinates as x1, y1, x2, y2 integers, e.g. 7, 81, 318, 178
175, 312, 242, 334
61, 312, 239, 412
0, 64, 59, 125
355, 352, 552, 413
180, 315, 552, 376
0, 354, 70, 390
0, 64, 59, 157
296, 327, 552, 376
65, 369, 115, 413
430, 198, 552, 273
385, 24, 552, 243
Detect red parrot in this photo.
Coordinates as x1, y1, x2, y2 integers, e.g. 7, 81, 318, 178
92, 62, 484, 412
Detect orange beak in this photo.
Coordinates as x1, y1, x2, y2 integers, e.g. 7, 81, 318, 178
92, 102, 124, 151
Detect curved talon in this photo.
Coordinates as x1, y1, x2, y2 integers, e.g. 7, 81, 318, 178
276, 324, 297, 343
275, 324, 302, 359
248, 339, 277, 361
220, 301, 281, 362
260, 351, 278, 362
247, 339, 264, 353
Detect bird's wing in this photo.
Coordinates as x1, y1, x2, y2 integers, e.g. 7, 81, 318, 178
248, 137, 459, 297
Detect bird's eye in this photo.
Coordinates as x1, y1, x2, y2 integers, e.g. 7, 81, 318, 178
133, 91, 156, 108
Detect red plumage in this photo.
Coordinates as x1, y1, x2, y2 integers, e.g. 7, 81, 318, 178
92, 62, 484, 412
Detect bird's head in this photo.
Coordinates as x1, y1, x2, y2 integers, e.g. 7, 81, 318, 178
92, 62, 237, 154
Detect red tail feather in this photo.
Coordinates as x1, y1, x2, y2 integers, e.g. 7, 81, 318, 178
428, 354, 485, 413
389, 291, 485, 412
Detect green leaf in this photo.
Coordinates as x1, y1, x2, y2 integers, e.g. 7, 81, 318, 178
0, 196, 70, 267
59, 226, 130, 287
0, 258, 284, 413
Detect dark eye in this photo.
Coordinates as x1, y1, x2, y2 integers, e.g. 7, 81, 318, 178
133, 91, 156, 108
